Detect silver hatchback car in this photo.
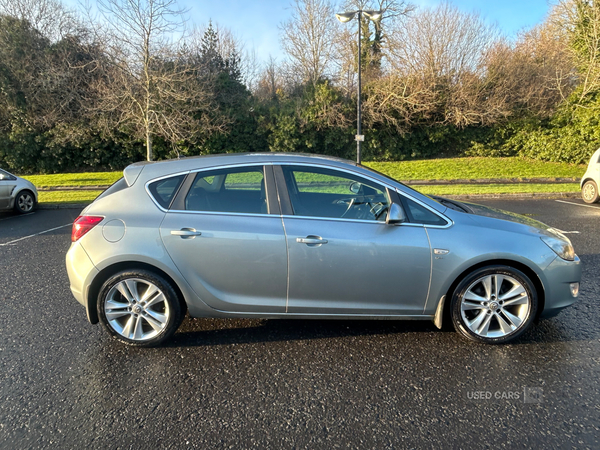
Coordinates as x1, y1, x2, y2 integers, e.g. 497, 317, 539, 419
0, 168, 38, 214
66, 153, 581, 346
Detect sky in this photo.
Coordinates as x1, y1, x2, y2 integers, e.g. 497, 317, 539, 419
181, 0, 552, 63
65, 0, 553, 64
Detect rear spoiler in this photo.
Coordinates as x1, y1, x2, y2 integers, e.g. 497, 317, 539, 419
123, 161, 152, 187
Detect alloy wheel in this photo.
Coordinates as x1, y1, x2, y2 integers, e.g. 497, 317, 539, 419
459, 274, 531, 339
17, 193, 34, 212
103, 278, 171, 341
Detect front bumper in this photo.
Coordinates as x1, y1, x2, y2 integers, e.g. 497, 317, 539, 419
539, 255, 582, 319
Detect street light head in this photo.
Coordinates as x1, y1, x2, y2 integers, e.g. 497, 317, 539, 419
335, 11, 356, 23
363, 10, 384, 21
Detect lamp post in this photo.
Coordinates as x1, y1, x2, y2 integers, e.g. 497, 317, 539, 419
336, 9, 382, 164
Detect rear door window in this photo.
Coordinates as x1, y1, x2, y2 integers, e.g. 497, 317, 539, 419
185, 166, 267, 214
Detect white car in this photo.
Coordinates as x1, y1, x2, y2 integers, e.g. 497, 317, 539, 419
581, 148, 600, 204
0, 168, 38, 214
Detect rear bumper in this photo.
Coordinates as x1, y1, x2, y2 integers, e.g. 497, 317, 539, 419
66, 241, 98, 321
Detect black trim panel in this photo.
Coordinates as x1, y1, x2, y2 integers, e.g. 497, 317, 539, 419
273, 165, 294, 216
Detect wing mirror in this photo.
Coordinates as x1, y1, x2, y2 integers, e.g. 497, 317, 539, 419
349, 181, 361, 194
386, 203, 407, 224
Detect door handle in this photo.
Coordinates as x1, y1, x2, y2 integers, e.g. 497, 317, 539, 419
171, 228, 202, 238
296, 236, 328, 245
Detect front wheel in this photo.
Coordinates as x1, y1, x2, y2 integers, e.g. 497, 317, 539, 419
14, 190, 35, 214
451, 266, 537, 344
97, 269, 183, 347
582, 180, 599, 204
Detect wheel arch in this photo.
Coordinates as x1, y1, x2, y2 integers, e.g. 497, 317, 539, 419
440, 259, 546, 327
12, 188, 37, 208
87, 261, 187, 324
580, 177, 597, 188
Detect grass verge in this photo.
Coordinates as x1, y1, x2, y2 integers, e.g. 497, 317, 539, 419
38, 190, 104, 204
24, 172, 122, 188
414, 183, 579, 196
37, 184, 579, 206
22, 157, 586, 189
27, 157, 583, 205
364, 157, 585, 180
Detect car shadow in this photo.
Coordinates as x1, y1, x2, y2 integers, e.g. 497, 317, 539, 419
166, 318, 441, 348
163, 311, 593, 348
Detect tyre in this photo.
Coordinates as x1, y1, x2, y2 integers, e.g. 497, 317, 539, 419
97, 269, 183, 347
451, 266, 537, 344
582, 180, 599, 204
14, 190, 36, 214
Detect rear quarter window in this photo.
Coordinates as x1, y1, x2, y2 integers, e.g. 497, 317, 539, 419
148, 175, 185, 209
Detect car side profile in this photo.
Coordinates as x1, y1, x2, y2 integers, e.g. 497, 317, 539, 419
0, 168, 38, 214
66, 153, 581, 346
581, 148, 600, 204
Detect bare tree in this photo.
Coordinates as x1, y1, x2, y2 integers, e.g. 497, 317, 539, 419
0, 0, 81, 41
554, 0, 600, 102
254, 56, 285, 100
92, 0, 217, 161
280, 0, 337, 85
384, 2, 504, 126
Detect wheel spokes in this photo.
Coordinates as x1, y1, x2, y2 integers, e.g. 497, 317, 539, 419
460, 273, 531, 339
105, 278, 170, 342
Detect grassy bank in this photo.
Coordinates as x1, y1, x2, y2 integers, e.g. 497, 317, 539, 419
364, 157, 585, 181
26, 157, 583, 205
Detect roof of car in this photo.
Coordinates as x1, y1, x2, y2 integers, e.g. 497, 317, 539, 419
129, 152, 355, 167
125, 152, 359, 186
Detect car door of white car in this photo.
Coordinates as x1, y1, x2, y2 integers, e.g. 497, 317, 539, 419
276, 164, 436, 316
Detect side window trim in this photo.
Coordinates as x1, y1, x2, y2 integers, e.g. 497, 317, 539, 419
170, 172, 197, 211
273, 165, 293, 216
264, 165, 281, 215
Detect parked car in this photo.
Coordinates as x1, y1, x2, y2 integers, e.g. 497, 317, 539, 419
66, 153, 581, 346
581, 148, 600, 204
0, 168, 38, 214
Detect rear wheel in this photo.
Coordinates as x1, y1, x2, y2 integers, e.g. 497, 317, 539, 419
14, 190, 35, 214
582, 180, 599, 204
451, 266, 537, 344
97, 269, 182, 347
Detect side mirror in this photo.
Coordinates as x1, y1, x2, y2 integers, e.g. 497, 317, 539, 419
349, 181, 361, 194
386, 203, 407, 224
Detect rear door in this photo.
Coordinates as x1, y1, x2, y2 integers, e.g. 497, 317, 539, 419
159, 165, 288, 313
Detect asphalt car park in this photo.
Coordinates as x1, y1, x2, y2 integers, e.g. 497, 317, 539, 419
0, 198, 599, 448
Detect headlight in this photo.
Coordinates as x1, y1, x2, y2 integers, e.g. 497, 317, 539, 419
540, 229, 575, 261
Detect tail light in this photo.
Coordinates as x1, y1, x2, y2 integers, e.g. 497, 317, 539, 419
72, 216, 103, 242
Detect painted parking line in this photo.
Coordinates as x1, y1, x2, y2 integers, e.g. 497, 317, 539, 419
555, 200, 600, 210
0, 223, 72, 246
0, 212, 35, 223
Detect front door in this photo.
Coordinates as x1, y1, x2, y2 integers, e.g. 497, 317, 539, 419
279, 165, 432, 315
